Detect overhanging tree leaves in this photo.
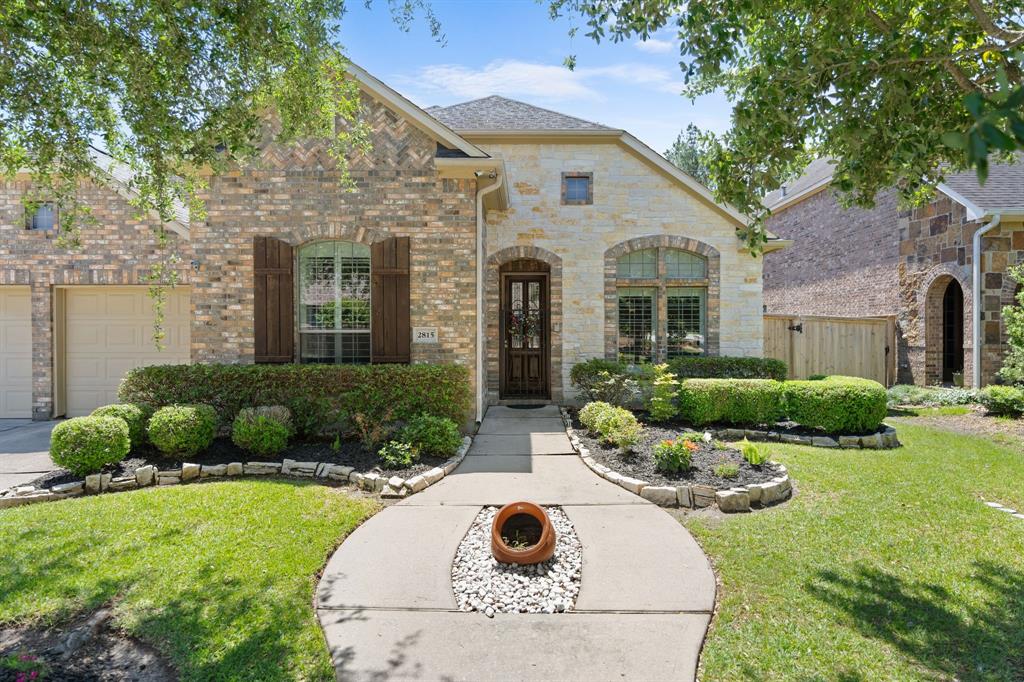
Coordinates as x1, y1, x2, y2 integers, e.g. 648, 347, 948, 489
664, 123, 714, 190
551, 0, 1024, 250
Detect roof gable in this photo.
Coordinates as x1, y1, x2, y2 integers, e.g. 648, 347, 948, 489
427, 95, 613, 132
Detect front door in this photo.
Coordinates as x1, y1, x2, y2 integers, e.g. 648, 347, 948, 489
501, 274, 549, 398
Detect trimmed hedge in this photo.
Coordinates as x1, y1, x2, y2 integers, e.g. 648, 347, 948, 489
91, 403, 152, 447
50, 416, 131, 476
232, 406, 292, 457
119, 363, 472, 428
781, 376, 888, 433
148, 404, 218, 457
678, 379, 785, 426
667, 356, 788, 381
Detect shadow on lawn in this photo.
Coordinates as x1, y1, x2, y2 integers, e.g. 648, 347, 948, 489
807, 560, 1024, 681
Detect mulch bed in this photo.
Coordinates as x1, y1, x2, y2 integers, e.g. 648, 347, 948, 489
570, 412, 783, 489
27, 437, 447, 490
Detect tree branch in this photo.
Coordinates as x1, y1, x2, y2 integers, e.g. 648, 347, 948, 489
944, 60, 982, 93
966, 0, 1024, 43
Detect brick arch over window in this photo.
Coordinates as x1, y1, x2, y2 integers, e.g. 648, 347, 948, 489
292, 222, 394, 247
919, 263, 973, 385
604, 235, 720, 358
485, 245, 564, 402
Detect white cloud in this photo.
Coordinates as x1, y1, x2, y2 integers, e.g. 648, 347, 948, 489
634, 38, 674, 54
407, 59, 682, 103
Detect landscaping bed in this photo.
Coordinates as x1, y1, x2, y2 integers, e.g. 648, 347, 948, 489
26, 437, 448, 490
570, 411, 782, 488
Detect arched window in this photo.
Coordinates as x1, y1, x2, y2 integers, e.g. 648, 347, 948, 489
615, 247, 707, 363
298, 241, 371, 364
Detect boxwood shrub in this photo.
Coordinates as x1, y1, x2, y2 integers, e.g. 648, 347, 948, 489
781, 376, 888, 433
678, 379, 785, 426
399, 413, 462, 457
667, 356, 788, 381
978, 384, 1024, 417
91, 403, 152, 447
231, 406, 292, 457
148, 404, 218, 457
50, 416, 130, 476
119, 363, 472, 428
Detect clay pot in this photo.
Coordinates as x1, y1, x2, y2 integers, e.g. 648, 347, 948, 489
491, 501, 556, 565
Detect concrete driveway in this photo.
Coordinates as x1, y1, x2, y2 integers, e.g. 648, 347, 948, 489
0, 420, 57, 491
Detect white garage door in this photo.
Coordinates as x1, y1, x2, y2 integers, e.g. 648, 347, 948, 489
0, 287, 32, 418
65, 287, 191, 416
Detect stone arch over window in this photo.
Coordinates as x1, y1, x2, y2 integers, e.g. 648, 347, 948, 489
919, 263, 973, 385
604, 235, 720, 360
485, 245, 563, 402
292, 222, 393, 247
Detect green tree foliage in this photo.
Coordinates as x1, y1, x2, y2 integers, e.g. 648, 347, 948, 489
664, 124, 714, 190
551, 0, 1024, 250
998, 264, 1024, 385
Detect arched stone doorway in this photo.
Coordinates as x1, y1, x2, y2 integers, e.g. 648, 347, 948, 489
940, 279, 964, 383
923, 271, 970, 385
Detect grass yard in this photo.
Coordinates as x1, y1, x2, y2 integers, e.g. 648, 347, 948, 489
0, 480, 378, 681
688, 421, 1024, 681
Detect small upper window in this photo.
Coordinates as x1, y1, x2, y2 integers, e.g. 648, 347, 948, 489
561, 172, 593, 205
25, 202, 57, 231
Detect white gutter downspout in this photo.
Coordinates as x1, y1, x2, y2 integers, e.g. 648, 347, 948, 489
475, 172, 504, 423
972, 213, 1001, 389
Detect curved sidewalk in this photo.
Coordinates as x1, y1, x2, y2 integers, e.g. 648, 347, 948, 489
316, 405, 716, 682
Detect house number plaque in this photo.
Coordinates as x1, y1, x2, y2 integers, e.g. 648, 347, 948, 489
413, 327, 438, 343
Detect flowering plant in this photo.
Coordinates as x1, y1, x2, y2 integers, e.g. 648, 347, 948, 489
1, 652, 48, 681
653, 438, 694, 474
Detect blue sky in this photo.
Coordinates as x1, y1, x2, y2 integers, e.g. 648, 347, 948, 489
336, 1, 733, 153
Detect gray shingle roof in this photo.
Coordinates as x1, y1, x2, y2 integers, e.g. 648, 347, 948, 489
427, 95, 614, 131
766, 154, 1024, 214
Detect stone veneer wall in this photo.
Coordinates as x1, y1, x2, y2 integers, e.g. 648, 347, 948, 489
0, 180, 191, 418
192, 94, 480, 396
482, 140, 764, 402
765, 185, 1024, 386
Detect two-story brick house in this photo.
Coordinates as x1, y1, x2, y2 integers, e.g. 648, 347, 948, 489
763, 157, 1024, 387
0, 63, 786, 422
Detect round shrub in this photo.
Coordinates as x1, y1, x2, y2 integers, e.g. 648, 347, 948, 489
50, 416, 130, 476
232, 406, 292, 457
678, 379, 785, 427
979, 384, 1024, 416
782, 376, 888, 433
579, 401, 614, 432
90, 403, 151, 447
378, 440, 418, 469
148, 404, 218, 457
400, 413, 461, 457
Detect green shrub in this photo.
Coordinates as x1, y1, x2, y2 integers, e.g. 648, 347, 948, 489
979, 385, 1024, 416
378, 440, 418, 469
653, 438, 694, 473
666, 356, 788, 381
231, 407, 292, 457
90, 403, 151, 447
782, 376, 888, 433
886, 384, 979, 407
596, 406, 643, 450
570, 359, 640, 406
400, 413, 462, 457
285, 395, 338, 439
646, 364, 680, 422
50, 416, 131, 476
579, 401, 614, 432
739, 438, 770, 465
119, 363, 471, 427
148, 404, 218, 457
678, 379, 785, 426
714, 462, 740, 478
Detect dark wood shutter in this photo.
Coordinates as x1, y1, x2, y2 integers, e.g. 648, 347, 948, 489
253, 236, 294, 363
371, 236, 411, 364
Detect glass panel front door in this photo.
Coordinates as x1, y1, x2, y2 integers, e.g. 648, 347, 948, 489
501, 275, 549, 398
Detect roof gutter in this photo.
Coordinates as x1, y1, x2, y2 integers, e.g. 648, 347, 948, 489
475, 172, 504, 423
972, 213, 1001, 389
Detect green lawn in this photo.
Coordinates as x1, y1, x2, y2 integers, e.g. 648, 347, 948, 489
0, 480, 378, 681
688, 422, 1024, 681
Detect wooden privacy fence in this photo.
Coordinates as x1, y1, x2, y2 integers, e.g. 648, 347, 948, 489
764, 315, 897, 386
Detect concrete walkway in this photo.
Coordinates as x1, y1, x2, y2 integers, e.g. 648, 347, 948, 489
316, 405, 716, 682
0, 420, 57, 491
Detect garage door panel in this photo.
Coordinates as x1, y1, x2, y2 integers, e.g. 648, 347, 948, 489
65, 287, 191, 417
0, 287, 32, 418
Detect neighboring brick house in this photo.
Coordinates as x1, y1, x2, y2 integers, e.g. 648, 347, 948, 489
763, 157, 1024, 387
0, 64, 785, 422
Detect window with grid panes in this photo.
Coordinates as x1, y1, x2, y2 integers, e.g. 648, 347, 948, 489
298, 241, 371, 364
615, 247, 707, 362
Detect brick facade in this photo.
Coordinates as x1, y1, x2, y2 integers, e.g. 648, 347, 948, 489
765, 186, 1023, 386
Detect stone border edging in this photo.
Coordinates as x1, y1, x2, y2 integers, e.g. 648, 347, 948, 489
560, 408, 791, 514
0, 436, 473, 510
707, 425, 900, 449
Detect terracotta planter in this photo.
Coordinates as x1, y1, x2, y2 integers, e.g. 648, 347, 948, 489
491, 501, 556, 565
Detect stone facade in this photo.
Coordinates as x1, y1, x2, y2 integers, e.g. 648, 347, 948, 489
765, 186, 1023, 385
482, 140, 763, 401
0, 179, 191, 418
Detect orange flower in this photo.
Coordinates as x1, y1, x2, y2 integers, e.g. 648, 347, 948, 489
661, 439, 674, 447
683, 440, 699, 452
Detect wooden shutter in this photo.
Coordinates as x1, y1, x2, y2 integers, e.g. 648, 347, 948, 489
253, 236, 294, 363
371, 236, 411, 363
